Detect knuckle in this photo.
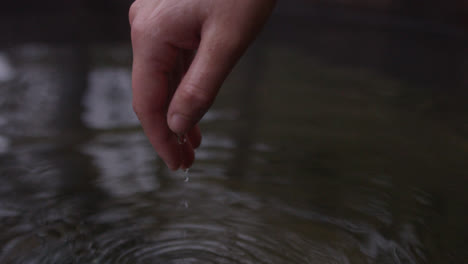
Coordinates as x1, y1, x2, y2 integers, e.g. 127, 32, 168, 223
208, 33, 244, 62
129, 11, 169, 45
130, 19, 148, 41
128, 0, 140, 26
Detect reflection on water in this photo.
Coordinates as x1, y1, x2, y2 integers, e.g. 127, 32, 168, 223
83, 67, 137, 130
0, 135, 8, 154
0, 53, 14, 82
0, 20, 468, 264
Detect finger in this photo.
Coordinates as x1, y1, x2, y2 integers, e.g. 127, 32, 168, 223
167, 28, 245, 135
187, 125, 202, 149
138, 109, 181, 171
131, 37, 182, 170
128, 0, 141, 26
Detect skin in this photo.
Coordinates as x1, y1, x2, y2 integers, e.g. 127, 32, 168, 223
129, 0, 276, 170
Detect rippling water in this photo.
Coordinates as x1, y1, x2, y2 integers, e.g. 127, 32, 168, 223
0, 22, 467, 263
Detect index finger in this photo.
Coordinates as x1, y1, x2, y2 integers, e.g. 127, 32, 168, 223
131, 41, 182, 170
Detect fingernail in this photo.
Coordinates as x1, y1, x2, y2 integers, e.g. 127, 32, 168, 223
170, 114, 189, 135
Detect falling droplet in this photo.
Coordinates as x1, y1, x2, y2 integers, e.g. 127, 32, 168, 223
184, 168, 190, 182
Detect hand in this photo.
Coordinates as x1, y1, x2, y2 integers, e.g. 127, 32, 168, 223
129, 0, 275, 170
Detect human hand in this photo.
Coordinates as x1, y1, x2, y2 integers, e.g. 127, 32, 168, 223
129, 0, 276, 170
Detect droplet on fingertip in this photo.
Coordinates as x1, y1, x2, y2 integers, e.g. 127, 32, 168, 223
177, 134, 187, 145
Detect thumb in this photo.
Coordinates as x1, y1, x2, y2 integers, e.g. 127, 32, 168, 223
167, 27, 246, 135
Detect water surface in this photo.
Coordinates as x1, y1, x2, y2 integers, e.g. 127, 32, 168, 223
0, 19, 467, 264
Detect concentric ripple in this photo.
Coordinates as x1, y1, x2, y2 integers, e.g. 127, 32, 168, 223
0, 177, 417, 264
1, 38, 468, 263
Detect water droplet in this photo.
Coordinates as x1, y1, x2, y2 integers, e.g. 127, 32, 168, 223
184, 168, 190, 182
177, 134, 187, 145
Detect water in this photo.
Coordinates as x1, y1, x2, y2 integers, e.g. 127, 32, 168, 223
177, 135, 188, 145
1, 14, 468, 264
184, 169, 190, 183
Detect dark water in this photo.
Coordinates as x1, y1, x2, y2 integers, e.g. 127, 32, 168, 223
0, 17, 468, 264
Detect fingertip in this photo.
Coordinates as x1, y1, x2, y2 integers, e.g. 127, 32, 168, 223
167, 162, 180, 171
169, 113, 192, 135
161, 152, 181, 171
188, 125, 202, 149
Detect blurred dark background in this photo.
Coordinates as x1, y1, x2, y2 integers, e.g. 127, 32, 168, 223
1, 0, 467, 43
0, 0, 133, 43
0, 0, 466, 136
1, 0, 467, 146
